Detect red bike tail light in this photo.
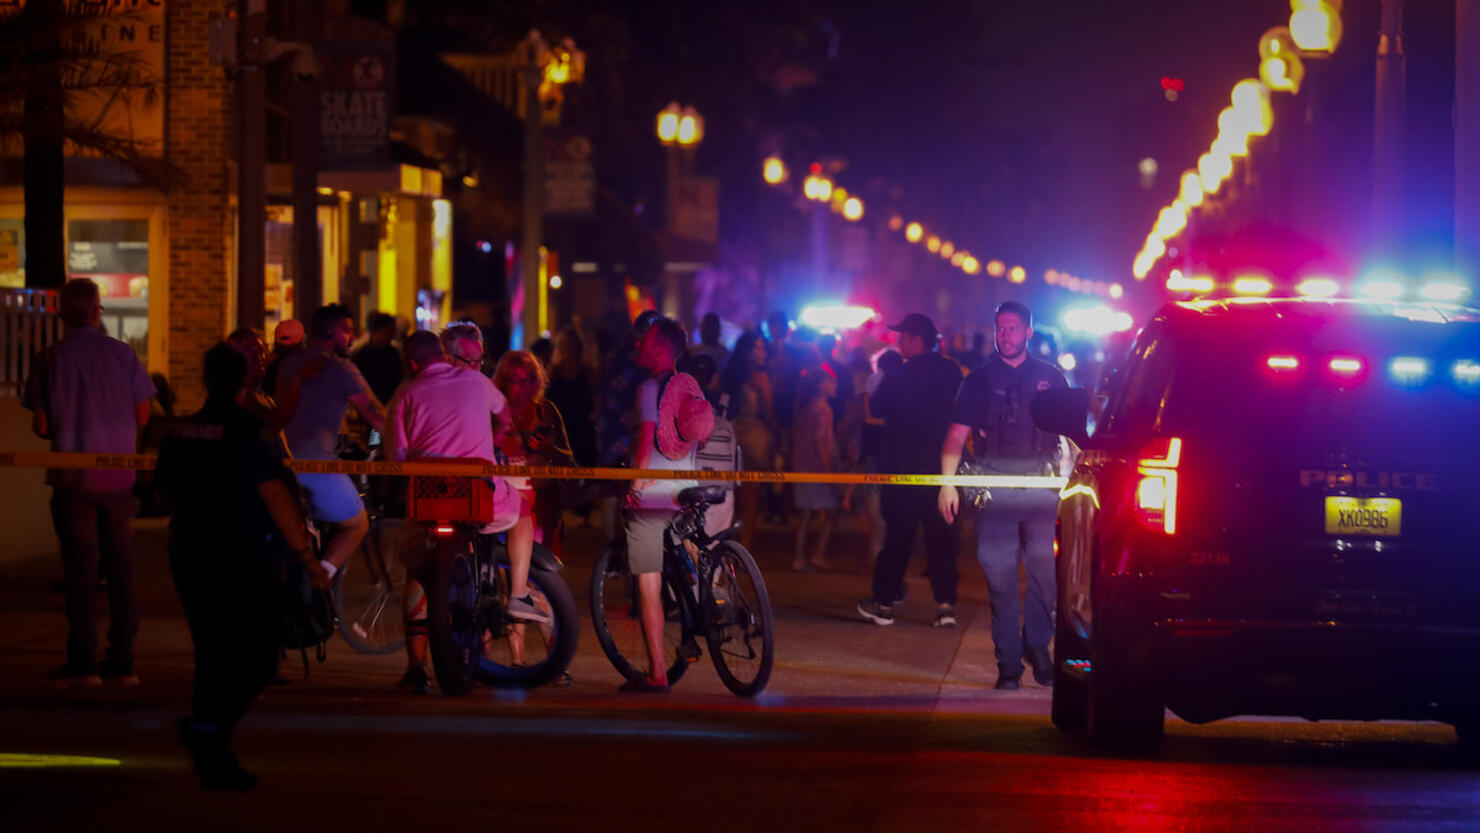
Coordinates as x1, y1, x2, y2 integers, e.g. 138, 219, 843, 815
1134, 437, 1182, 535
433, 525, 456, 537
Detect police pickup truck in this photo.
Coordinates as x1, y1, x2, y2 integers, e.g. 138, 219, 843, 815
1033, 298, 1480, 749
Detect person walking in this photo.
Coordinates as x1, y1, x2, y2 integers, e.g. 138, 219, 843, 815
857, 313, 965, 628
23, 277, 154, 686
156, 344, 329, 789
939, 301, 1068, 689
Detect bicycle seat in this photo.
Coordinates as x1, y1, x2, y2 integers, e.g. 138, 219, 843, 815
677, 485, 728, 507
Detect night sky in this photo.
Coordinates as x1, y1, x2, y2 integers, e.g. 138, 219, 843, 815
405, 0, 1462, 317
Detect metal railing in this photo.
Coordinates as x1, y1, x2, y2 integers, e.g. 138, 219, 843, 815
0, 289, 61, 398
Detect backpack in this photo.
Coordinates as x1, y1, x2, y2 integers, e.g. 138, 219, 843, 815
695, 393, 740, 487
696, 394, 741, 535
279, 554, 335, 675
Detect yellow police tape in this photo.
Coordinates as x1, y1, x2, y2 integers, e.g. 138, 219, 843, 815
0, 450, 1067, 489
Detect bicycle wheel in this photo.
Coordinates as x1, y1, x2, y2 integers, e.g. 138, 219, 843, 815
473, 563, 580, 689
704, 541, 775, 697
333, 519, 406, 655
424, 535, 479, 696
589, 538, 692, 686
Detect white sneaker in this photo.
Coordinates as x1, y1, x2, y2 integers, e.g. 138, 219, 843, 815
507, 593, 552, 624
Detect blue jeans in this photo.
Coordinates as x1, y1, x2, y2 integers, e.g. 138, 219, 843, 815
975, 487, 1057, 678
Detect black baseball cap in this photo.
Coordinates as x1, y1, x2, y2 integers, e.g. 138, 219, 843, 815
888, 312, 938, 340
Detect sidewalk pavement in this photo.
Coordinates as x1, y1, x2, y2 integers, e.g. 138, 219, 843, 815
0, 509, 1051, 716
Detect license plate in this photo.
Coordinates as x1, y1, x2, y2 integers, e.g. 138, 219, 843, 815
1325, 497, 1402, 537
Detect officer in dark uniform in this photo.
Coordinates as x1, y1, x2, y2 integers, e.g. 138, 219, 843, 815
857, 313, 966, 628
939, 301, 1067, 690
154, 344, 327, 790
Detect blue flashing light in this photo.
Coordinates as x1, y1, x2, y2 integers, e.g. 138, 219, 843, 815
1453, 360, 1480, 388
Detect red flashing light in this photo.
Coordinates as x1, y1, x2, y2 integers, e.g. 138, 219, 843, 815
809, 162, 822, 175
1265, 354, 1300, 373
1160, 76, 1185, 92
1135, 437, 1182, 535
1326, 355, 1367, 384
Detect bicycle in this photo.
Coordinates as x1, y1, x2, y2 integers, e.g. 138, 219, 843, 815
328, 434, 406, 656
590, 485, 775, 697
411, 466, 579, 694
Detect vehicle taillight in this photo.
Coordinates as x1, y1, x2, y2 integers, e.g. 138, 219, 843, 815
1134, 437, 1182, 535
433, 525, 456, 537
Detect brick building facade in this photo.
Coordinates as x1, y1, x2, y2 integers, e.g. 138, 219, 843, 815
165, 0, 233, 409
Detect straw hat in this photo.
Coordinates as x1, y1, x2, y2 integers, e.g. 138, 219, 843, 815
656, 371, 715, 460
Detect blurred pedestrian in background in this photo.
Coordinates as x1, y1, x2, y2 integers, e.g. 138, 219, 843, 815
262, 318, 305, 397
529, 336, 554, 370
722, 329, 777, 551
352, 312, 404, 409
791, 366, 840, 571
691, 311, 729, 371
595, 310, 661, 539
547, 327, 597, 468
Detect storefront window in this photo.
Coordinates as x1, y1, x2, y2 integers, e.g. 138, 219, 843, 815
67, 219, 149, 358
0, 219, 24, 288
265, 209, 295, 328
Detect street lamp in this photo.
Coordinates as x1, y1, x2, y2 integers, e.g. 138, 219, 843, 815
842, 196, 864, 222
655, 101, 705, 318
1259, 27, 1305, 93
763, 155, 788, 185
656, 102, 704, 148
677, 107, 703, 146
656, 103, 680, 144
1289, 0, 1342, 53
904, 222, 924, 243
804, 173, 833, 201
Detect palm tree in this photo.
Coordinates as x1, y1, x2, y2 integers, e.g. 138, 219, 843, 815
0, 0, 168, 289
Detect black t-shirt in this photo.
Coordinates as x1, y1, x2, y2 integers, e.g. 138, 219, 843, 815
154, 398, 296, 548
352, 342, 404, 406
870, 351, 964, 474
953, 353, 1067, 462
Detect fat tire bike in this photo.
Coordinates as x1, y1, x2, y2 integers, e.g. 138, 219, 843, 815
413, 469, 579, 694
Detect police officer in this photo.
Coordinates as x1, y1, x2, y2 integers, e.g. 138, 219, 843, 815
939, 302, 1067, 690
155, 344, 328, 789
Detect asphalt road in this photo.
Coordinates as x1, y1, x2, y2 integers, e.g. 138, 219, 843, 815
3, 518, 1478, 832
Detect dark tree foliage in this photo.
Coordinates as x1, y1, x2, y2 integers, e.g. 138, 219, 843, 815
0, 0, 168, 289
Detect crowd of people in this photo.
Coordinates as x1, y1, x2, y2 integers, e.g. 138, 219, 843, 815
22, 277, 1075, 789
